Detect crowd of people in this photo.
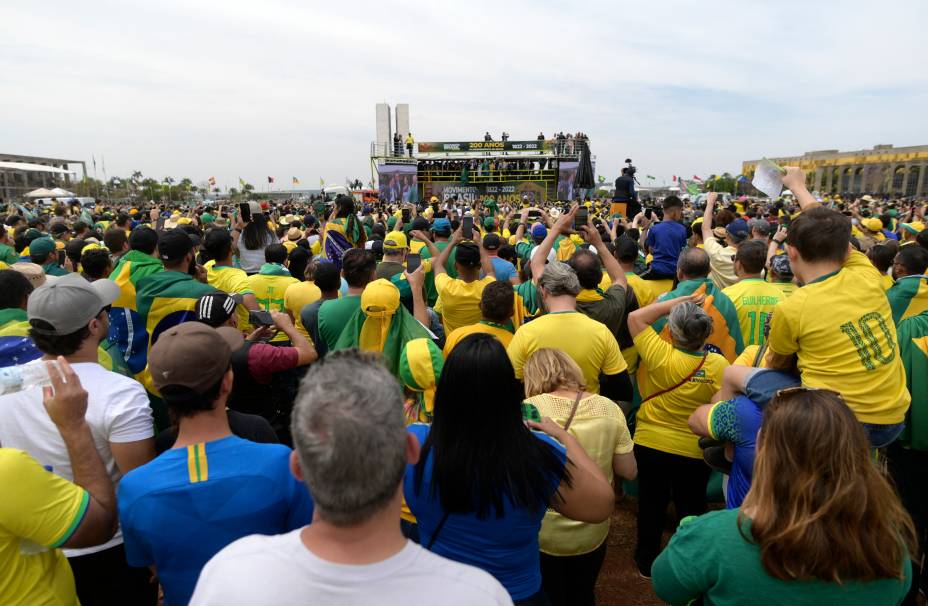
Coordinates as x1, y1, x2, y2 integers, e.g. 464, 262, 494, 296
417, 158, 556, 182
1, 165, 927, 605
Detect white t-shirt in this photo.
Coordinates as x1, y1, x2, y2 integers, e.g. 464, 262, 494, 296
0, 361, 154, 556
189, 529, 513, 606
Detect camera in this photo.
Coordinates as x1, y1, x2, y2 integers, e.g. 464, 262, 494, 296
624, 158, 637, 177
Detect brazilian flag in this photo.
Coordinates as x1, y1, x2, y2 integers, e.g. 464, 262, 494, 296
108, 250, 164, 374
332, 279, 432, 376
0, 308, 134, 378
513, 280, 542, 328
895, 312, 928, 451
0, 309, 41, 368
136, 271, 217, 353
887, 275, 928, 326
653, 278, 744, 362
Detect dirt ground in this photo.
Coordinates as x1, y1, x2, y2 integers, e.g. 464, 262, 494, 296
594, 496, 663, 605
595, 496, 926, 606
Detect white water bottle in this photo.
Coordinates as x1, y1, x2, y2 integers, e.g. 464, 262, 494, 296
0, 359, 56, 396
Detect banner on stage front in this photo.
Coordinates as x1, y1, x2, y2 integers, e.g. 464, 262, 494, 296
421, 181, 548, 205
378, 164, 418, 205
557, 161, 579, 201
416, 140, 552, 153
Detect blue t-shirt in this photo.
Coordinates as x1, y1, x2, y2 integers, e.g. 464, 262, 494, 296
404, 423, 566, 601
710, 396, 763, 509
118, 435, 314, 606
645, 220, 687, 276
490, 256, 517, 282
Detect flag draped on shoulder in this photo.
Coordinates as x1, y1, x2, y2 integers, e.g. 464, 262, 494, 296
895, 312, 928, 450
886, 275, 928, 325
512, 280, 542, 328
0, 309, 41, 368
653, 278, 744, 361
108, 250, 164, 374
332, 279, 431, 376
135, 271, 216, 354
323, 217, 365, 269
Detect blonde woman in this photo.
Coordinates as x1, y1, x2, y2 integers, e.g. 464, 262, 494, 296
524, 348, 637, 606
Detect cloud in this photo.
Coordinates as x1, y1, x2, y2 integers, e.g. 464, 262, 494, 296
1, 0, 926, 187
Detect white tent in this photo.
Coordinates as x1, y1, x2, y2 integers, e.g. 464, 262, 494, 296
24, 188, 56, 197
49, 187, 75, 196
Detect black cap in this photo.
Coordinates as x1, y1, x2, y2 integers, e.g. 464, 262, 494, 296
411, 217, 430, 232
483, 233, 501, 251
158, 228, 194, 262
195, 292, 244, 327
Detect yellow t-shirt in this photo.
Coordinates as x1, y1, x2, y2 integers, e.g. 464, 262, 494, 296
281, 240, 298, 254
528, 393, 633, 556
722, 278, 784, 347
443, 321, 513, 356
767, 250, 910, 424
206, 261, 254, 329
771, 281, 798, 298
0, 448, 88, 606
434, 274, 494, 334
246, 271, 300, 342
284, 281, 321, 340
508, 311, 626, 394
702, 238, 739, 289
633, 327, 728, 458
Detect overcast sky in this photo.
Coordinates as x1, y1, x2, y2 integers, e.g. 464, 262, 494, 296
3, 0, 926, 190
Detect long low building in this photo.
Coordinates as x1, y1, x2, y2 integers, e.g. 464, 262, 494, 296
743, 144, 928, 197
0, 153, 86, 201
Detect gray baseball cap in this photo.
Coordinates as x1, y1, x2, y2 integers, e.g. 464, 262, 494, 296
27, 273, 120, 336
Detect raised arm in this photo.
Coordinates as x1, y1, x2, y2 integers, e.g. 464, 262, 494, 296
766, 225, 788, 268
43, 358, 118, 548
628, 294, 704, 338
404, 266, 430, 326
513, 207, 530, 243
531, 204, 576, 283
580, 221, 625, 288
781, 167, 819, 212
702, 192, 717, 243
433, 226, 461, 277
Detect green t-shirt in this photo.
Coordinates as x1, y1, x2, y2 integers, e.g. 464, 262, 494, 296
317, 295, 362, 352
652, 509, 910, 606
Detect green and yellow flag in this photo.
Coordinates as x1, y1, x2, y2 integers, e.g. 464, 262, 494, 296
895, 312, 928, 451
653, 278, 744, 362
887, 275, 928, 325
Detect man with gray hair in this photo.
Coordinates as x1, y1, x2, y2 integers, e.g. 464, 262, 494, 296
189, 350, 512, 606
508, 260, 632, 402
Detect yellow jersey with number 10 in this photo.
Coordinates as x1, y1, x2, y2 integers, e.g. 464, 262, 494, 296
767, 250, 909, 424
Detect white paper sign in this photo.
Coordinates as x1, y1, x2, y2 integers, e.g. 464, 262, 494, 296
752, 159, 784, 198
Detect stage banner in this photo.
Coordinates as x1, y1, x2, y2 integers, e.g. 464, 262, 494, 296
416, 140, 552, 153
378, 164, 418, 205
421, 181, 548, 205
557, 161, 579, 201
